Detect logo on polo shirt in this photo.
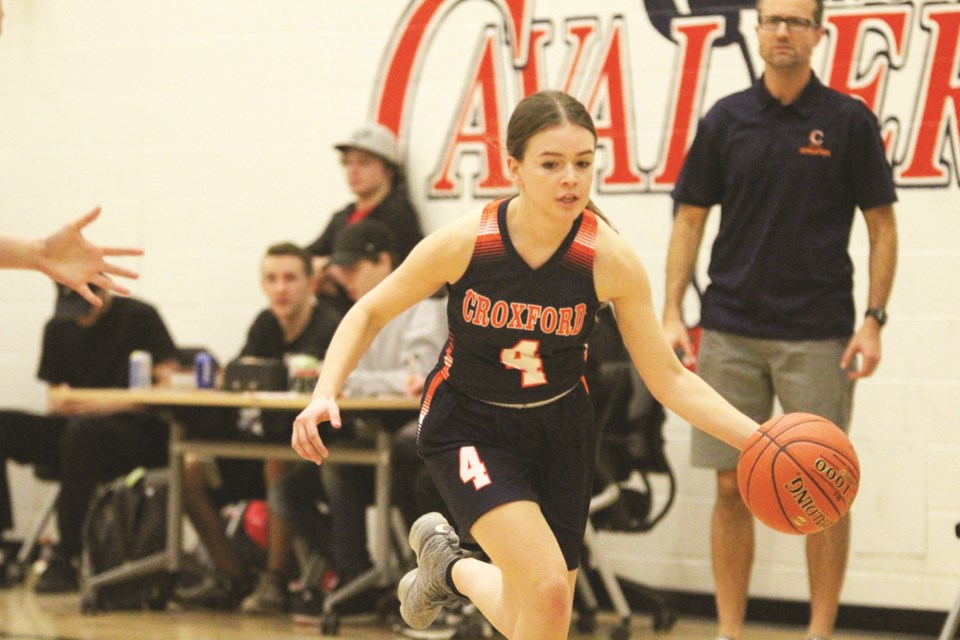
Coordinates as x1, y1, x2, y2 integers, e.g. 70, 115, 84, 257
799, 129, 832, 157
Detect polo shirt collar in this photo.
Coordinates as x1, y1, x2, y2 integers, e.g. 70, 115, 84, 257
755, 72, 823, 116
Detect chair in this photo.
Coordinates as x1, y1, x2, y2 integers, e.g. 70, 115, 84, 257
5, 464, 60, 583
939, 522, 960, 639
574, 307, 679, 639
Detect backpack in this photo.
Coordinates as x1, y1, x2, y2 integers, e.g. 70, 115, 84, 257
80, 467, 171, 611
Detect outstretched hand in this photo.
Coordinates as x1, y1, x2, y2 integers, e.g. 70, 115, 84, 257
41, 207, 143, 306
291, 394, 342, 464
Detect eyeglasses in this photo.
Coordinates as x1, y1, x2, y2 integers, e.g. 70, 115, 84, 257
758, 15, 818, 32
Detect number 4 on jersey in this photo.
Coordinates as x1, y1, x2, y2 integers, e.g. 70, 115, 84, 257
459, 446, 491, 490
500, 339, 547, 387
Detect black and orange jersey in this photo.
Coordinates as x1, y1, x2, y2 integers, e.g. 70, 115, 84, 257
431, 197, 601, 406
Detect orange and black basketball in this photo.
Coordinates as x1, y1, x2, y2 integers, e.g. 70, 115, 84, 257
737, 412, 860, 535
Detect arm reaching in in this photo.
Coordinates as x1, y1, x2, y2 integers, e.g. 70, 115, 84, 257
0, 207, 143, 306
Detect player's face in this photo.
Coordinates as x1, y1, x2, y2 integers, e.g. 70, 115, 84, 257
756, 0, 824, 71
508, 123, 595, 223
261, 255, 313, 322
341, 149, 393, 201
331, 254, 391, 301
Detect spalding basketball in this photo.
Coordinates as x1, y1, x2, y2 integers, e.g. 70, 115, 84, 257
737, 413, 860, 535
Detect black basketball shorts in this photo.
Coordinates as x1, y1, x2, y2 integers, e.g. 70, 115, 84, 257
417, 378, 597, 570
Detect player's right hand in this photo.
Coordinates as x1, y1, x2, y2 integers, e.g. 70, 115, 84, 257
291, 395, 341, 464
663, 317, 696, 368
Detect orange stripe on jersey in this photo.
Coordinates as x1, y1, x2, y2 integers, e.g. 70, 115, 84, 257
472, 198, 507, 261
562, 209, 598, 276
419, 337, 453, 424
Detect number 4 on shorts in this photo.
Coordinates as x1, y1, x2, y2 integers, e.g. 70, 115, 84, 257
459, 446, 491, 490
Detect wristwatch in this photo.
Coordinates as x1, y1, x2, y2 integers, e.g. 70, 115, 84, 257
864, 307, 888, 327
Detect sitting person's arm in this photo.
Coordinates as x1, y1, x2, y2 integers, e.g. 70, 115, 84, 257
47, 383, 140, 416
340, 297, 446, 398
47, 356, 179, 416
152, 357, 180, 387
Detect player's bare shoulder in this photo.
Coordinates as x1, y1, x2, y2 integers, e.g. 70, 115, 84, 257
592, 214, 649, 303
403, 208, 484, 286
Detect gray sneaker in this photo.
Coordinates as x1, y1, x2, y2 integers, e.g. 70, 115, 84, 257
174, 573, 244, 610
240, 571, 287, 614
398, 512, 467, 630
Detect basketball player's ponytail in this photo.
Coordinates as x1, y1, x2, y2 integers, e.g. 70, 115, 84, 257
585, 198, 617, 233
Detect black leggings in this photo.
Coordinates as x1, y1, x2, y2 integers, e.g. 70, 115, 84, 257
56, 411, 169, 557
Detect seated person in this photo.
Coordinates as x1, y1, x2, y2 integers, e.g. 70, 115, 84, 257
0, 284, 179, 592
178, 242, 341, 614
306, 123, 424, 312
271, 220, 446, 604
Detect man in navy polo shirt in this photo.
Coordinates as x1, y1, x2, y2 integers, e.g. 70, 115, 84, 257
663, 0, 898, 638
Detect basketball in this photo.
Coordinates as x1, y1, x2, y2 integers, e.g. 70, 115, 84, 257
737, 412, 860, 535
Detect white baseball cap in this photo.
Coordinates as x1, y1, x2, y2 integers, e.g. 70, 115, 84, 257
334, 123, 400, 166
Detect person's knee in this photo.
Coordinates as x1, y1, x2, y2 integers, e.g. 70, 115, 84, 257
263, 459, 289, 485
528, 571, 573, 621
716, 470, 750, 513
502, 552, 571, 617
716, 470, 741, 499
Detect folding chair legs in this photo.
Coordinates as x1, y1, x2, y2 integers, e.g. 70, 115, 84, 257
16, 483, 59, 566
940, 589, 960, 640
575, 520, 632, 638
940, 523, 960, 640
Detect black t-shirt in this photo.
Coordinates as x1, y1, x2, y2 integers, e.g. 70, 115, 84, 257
229, 301, 341, 440
307, 187, 424, 264
673, 74, 897, 339
37, 297, 178, 388
238, 302, 341, 362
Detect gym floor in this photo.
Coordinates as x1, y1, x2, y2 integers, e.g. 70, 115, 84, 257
0, 581, 934, 640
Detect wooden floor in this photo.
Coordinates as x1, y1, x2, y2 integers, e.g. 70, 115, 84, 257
0, 582, 934, 640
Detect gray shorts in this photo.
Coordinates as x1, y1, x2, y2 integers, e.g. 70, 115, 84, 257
691, 329, 855, 470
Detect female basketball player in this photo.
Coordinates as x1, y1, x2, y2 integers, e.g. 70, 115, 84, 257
292, 91, 760, 640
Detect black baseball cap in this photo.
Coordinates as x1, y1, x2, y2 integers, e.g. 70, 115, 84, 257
328, 220, 398, 267
54, 284, 99, 320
